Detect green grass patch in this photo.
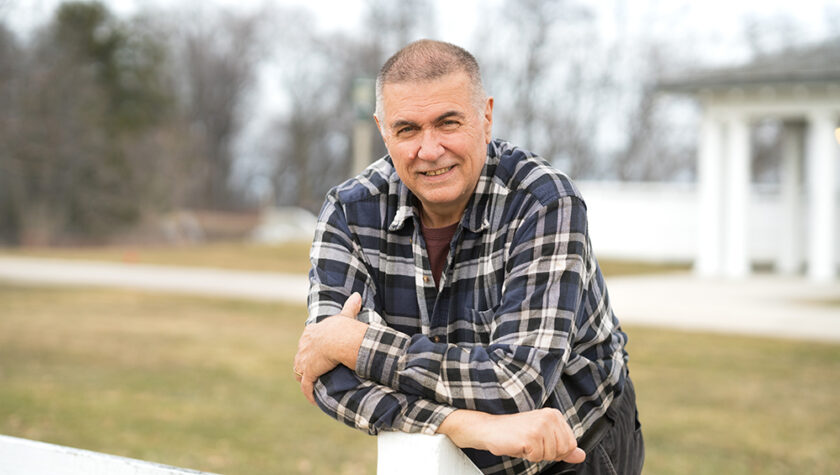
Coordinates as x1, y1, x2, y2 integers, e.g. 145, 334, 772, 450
598, 259, 691, 277
1, 242, 689, 278
2, 284, 837, 474
0, 241, 314, 274
627, 327, 840, 474
0, 284, 374, 474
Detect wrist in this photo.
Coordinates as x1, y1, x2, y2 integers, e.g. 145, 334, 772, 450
436, 409, 490, 451
328, 317, 368, 369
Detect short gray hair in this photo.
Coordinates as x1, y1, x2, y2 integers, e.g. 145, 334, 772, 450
374, 39, 487, 123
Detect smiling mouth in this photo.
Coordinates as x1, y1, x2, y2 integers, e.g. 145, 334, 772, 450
422, 166, 453, 177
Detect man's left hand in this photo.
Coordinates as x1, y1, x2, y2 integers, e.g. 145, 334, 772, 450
294, 293, 367, 405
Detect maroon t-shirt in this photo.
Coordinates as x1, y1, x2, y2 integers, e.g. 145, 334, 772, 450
420, 221, 458, 288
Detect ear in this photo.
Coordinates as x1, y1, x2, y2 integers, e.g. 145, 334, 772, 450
373, 113, 388, 144
483, 97, 494, 144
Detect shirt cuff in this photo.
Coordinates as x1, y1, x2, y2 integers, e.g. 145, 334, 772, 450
355, 322, 410, 389
401, 401, 458, 435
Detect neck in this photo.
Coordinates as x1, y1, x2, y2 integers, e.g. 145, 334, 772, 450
420, 203, 464, 228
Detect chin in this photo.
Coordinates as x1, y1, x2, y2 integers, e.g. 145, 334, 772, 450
420, 187, 457, 201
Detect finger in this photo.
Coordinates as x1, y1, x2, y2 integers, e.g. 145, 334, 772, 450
543, 425, 557, 461
561, 447, 586, 464
302, 376, 316, 406
293, 353, 303, 377
339, 292, 362, 318
523, 438, 544, 463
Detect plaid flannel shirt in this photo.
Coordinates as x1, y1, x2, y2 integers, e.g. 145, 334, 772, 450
306, 139, 629, 475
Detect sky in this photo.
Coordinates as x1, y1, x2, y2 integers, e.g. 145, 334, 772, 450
4, 0, 836, 125
4, 0, 836, 47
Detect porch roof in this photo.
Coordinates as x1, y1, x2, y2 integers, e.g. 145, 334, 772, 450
658, 38, 840, 93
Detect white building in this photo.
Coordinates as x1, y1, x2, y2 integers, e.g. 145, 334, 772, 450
656, 39, 840, 281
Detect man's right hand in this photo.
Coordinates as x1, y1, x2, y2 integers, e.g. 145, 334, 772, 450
437, 408, 586, 464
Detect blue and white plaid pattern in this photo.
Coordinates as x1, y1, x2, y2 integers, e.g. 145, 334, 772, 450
307, 139, 629, 475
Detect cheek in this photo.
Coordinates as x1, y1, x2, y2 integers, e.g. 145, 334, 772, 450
389, 151, 414, 178
388, 140, 417, 160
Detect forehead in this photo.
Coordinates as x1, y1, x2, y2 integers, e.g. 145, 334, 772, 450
381, 72, 475, 122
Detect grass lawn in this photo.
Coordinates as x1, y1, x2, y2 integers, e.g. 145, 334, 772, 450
0, 242, 691, 277
0, 242, 314, 275
1, 285, 838, 474
0, 285, 375, 474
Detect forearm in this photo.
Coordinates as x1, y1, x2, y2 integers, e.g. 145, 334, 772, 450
321, 316, 368, 370
436, 408, 586, 464
436, 409, 487, 449
296, 293, 369, 404
357, 323, 568, 414
314, 364, 455, 435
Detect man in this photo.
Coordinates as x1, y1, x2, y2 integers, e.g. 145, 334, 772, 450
294, 39, 644, 475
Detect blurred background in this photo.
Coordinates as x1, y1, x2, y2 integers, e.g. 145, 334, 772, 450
1, 0, 837, 250
1, 0, 839, 474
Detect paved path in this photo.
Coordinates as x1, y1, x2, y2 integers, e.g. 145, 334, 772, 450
0, 256, 308, 303
1, 256, 838, 342
607, 273, 840, 342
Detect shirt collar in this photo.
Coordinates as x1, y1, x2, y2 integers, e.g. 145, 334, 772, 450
387, 141, 504, 233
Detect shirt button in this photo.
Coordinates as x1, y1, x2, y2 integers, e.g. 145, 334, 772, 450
432, 336, 441, 343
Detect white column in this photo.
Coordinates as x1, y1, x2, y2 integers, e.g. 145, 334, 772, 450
777, 122, 804, 274
723, 116, 751, 278
695, 114, 725, 276
806, 111, 838, 281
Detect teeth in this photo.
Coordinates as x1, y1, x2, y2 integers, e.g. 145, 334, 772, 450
424, 166, 452, 176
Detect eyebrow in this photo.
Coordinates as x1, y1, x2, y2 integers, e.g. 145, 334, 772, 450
434, 111, 466, 123
389, 111, 467, 131
390, 119, 418, 131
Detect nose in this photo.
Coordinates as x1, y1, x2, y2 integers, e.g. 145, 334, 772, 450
415, 129, 444, 161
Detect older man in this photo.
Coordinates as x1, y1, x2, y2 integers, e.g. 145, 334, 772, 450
294, 39, 644, 475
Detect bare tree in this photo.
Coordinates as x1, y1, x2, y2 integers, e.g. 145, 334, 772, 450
611, 43, 697, 182
0, 2, 184, 244
168, 5, 269, 209
475, 0, 608, 179
0, 22, 23, 243
261, 0, 436, 211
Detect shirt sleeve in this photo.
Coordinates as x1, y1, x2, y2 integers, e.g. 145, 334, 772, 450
307, 193, 456, 435
353, 196, 623, 431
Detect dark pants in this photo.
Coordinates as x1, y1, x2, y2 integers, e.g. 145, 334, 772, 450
540, 377, 644, 475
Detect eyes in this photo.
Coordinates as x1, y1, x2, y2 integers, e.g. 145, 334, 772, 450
395, 125, 418, 136
440, 119, 461, 130
395, 119, 461, 137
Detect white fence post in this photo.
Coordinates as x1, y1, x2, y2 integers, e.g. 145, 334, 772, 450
377, 432, 482, 475
0, 434, 217, 475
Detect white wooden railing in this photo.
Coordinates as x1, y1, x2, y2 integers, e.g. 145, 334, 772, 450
1, 432, 479, 475
377, 432, 482, 475
0, 435, 217, 475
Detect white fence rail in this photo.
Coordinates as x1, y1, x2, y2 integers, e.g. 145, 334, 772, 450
377, 432, 481, 475
0, 435, 216, 475
1, 432, 476, 475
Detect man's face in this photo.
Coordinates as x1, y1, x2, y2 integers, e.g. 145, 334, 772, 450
375, 72, 493, 227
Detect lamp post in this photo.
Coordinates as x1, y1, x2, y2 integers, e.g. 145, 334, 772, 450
352, 78, 376, 176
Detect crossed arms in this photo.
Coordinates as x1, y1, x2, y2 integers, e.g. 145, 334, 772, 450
295, 192, 621, 467
294, 293, 584, 463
